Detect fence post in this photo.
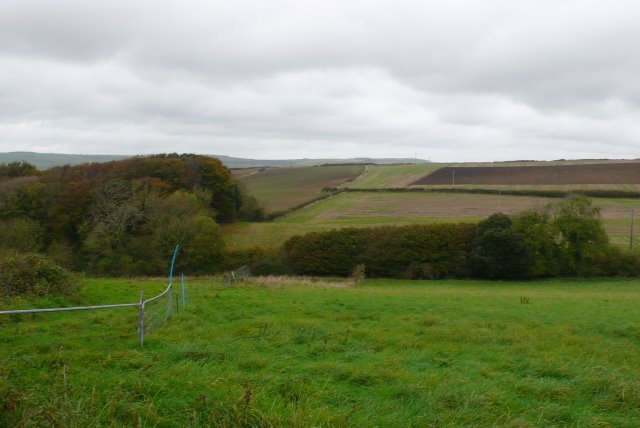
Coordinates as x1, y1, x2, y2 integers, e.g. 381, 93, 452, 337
137, 290, 144, 347
181, 273, 186, 306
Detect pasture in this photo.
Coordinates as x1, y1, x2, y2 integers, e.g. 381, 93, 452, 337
233, 165, 364, 212
222, 191, 640, 250
2, 277, 640, 426
339, 163, 444, 189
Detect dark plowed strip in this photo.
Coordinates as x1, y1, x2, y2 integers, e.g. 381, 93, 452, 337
413, 163, 640, 185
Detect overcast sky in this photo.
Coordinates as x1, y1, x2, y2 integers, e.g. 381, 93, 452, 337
1, 0, 639, 162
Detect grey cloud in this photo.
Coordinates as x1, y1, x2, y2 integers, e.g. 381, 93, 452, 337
1, 0, 640, 161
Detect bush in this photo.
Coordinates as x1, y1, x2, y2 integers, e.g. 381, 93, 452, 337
469, 213, 533, 279
0, 251, 80, 297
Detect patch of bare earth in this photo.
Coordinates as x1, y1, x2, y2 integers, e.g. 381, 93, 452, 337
415, 163, 640, 185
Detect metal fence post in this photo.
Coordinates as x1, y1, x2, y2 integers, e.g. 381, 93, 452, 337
138, 290, 144, 347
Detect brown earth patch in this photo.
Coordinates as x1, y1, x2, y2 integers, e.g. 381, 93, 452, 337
414, 163, 640, 185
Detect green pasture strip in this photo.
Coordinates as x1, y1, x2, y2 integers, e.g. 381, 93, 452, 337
3, 278, 640, 426
341, 163, 445, 189
238, 164, 364, 212
222, 217, 481, 250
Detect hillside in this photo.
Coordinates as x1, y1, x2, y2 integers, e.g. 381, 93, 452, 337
234, 164, 365, 212
0, 152, 129, 169
0, 151, 430, 170
224, 160, 640, 251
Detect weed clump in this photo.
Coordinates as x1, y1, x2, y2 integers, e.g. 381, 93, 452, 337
351, 264, 366, 284
0, 251, 80, 297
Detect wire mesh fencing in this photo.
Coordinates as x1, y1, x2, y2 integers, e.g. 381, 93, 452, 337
142, 285, 174, 336
1, 268, 247, 355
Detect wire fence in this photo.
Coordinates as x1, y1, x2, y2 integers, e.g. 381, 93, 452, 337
0, 259, 249, 354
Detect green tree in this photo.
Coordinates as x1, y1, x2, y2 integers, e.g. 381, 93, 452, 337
0, 218, 43, 253
512, 210, 562, 277
469, 213, 533, 279
548, 195, 609, 275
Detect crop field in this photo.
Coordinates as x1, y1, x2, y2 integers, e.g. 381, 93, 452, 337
222, 191, 640, 250
415, 163, 640, 186
233, 165, 364, 212
3, 277, 640, 426
340, 163, 444, 189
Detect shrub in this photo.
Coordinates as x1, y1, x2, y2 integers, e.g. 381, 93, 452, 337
469, 213, 533, 279
284, 228, 367, 276
0, 251, 80, 297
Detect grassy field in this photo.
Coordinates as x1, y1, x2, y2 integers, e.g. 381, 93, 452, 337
340, 164, 444, 189
234, 165, 364, 212
3, 277, 640, 426
222, 191, 640, 250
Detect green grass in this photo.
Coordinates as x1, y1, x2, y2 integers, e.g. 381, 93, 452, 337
237, 165, 364, 212
3, 277, 640, 426
341, 163, 444, 188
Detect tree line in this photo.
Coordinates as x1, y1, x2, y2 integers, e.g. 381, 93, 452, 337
0, 154, 264, 277
280, 195, 640, 279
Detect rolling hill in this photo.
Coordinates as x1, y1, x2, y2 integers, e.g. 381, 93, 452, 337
0, 151, 430, 170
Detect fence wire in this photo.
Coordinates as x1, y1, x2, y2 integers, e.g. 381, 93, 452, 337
143, 285, 174, 335
0, 273, 234, 354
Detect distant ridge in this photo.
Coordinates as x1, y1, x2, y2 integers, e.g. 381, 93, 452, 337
0, 152, 129, 169
0, 152, 431, 170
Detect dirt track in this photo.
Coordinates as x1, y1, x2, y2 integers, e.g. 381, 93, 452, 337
414, 163, 640, 185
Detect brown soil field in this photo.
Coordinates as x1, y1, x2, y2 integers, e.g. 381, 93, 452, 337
414, 163, 640, 185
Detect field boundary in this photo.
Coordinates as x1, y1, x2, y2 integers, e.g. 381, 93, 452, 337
257, 186, 640, 224
0, 280, 178, 346
340, 187, 640, 199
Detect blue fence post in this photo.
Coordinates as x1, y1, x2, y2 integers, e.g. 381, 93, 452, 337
169, 244, 180, 287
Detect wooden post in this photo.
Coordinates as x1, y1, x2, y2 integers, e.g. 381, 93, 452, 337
631, 209, 635, 250
137, 290, 144, 347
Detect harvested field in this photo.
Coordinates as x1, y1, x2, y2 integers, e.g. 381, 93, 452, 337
312, 192, 551, 219
236, 164, 364, 212
415, 163, 640, 185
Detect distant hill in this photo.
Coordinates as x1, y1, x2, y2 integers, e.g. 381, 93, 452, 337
0, 152, 129, 169
0, 152, 431, 170
213, 155, 431, 168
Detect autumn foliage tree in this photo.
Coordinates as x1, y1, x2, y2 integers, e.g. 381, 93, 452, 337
0, 154, 262, 275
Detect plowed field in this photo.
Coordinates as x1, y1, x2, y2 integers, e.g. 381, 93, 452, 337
414, 163, 640, 185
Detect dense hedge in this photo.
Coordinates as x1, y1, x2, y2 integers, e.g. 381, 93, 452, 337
281, 196, 640, 279
284, 224, 476, 278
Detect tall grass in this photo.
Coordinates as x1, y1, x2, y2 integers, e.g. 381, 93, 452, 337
2, 277, 640, 426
